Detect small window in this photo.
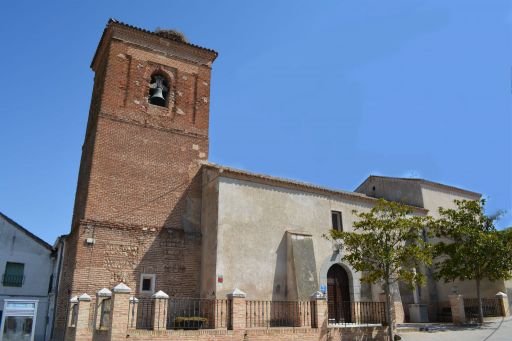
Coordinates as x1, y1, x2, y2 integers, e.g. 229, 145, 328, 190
148, 74, 169, 107
3, 262, 24, 287
142, 278, 151, 291
331, 211, 343, 232
140, 274, 155, 294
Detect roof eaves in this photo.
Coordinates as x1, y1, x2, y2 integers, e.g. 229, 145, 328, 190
91, 18, 218, 69
364, 175, 482, 198
0, 212, 53, 251
201, 162, 428, 214
110, 19, 218, 56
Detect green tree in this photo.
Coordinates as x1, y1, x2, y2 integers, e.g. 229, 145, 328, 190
433, 199, 512, 324
327, 199, 432, 341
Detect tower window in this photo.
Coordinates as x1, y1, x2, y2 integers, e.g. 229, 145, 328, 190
331, 211, 343, 232
149, 74, 169, 107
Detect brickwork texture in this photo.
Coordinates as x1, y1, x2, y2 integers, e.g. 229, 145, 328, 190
54, 21, 216, 340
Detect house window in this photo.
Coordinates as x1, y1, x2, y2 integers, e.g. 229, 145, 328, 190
140, 274, 156, 294
3, 262, 24, 287
331, 211, 343, 232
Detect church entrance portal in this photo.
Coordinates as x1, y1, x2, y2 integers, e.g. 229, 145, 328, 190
327, 264, 351, 323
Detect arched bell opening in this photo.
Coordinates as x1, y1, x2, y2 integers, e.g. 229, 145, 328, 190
327, 264, 352, 323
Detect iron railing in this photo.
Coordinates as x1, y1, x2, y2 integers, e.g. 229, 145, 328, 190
127, 297, 229, 330
128, 297, 154, 330
327, 301, 387, 326
167, 298, 229, 330
2, 274, 24, 287
245, 300, 314, 328
463, 298, 504, 321
428, 301, 452, 322
99, 298, 111, 329
69, 304, 78, 327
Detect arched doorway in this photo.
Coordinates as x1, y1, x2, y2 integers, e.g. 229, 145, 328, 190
327, 264, 351, 323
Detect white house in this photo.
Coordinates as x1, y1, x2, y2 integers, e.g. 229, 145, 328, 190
0, 212, 55, 341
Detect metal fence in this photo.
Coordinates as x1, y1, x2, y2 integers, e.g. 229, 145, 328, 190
428, 301, 452, 322
99, 298, 112, 329
128, 297, 154, 330
69, 304, 78, 327
127, 297, 229, 330
245, 300, 314, 328
1, 274, 24, 287
463, 298, 504, 321
167, 298, 229, 330
327, 301, 387, 326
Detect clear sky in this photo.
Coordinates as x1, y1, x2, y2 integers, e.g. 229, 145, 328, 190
0, 1, 510, 243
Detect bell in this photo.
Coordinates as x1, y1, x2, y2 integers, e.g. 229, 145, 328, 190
150, 87, 166, 106
149, 75, 168, 106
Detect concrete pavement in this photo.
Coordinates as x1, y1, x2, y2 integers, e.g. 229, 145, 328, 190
399, 317, 512, 341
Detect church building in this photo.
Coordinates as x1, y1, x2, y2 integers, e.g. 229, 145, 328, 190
52, 19, 510, 340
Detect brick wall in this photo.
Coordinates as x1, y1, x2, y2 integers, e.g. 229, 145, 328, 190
54, 21, 216, 340
61, 284, 387, 341
125, 328, 323, 341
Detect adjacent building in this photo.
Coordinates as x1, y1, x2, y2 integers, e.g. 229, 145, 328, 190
0, 212, 55, 341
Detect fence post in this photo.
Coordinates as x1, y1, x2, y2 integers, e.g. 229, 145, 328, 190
95, 288, 112, 330
151, 290, 169, 330
496, 292, 510, 317
110, 282, 132, 341
448, 294, 466, 324
310, 291, 327, 329
228, 288, 247, 330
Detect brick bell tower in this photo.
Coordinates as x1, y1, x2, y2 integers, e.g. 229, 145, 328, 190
54, 19, 217, 338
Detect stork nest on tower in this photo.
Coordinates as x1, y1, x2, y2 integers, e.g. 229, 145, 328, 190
155, 28, 188, 43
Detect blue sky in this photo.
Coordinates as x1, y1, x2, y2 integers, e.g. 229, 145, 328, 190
0, 1, 510, 243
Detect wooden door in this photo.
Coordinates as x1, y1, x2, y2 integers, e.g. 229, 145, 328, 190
327, 264, 351, 323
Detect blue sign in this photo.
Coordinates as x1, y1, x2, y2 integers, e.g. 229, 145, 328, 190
320, 284, 327, 294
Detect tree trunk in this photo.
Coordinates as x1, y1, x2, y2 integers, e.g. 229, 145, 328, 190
476, 278, 484, 324
384, 279, 394, 341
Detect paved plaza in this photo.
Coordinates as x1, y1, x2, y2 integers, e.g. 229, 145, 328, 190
400, 317, 512, 341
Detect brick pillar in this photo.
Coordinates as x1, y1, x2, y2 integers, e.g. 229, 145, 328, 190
152, 290, 169, 330
449, 294, 466, 324
393, 301, 405, 324
74, 294, 92, 341
109, 282, 132, 341
228, 288, 247, 330
310, 291, 328, 329
496, 292, 510, 317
